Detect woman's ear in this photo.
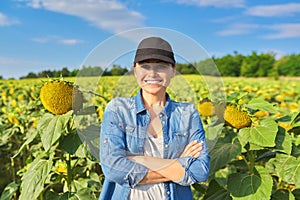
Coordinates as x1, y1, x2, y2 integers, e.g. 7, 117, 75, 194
133, 63, 137, 77
172, 65, 176, 78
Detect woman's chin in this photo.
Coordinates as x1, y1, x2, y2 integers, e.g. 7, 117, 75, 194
142, 86, 166, 95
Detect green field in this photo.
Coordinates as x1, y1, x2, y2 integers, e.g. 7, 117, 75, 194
1, 75, 300, 199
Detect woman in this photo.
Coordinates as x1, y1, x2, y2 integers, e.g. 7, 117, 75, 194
99, 37, 210, 200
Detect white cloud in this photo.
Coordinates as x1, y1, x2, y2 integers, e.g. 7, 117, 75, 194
31, 37, 50, 43
32, 35, 84, 45
245, 3, 300, 17
264, 23, 300, 39
173, 0, 245, 8
59, 39, 83, 45
0, 12, 20, 26
25, 0, 145, 33
217, 23, 260, 36
217, 22, 300, 39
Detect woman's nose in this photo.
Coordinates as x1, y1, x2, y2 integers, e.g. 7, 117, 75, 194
148, 67, 158, 74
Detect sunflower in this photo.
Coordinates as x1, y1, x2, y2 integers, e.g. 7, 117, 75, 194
224, 105, 251, 129
279, 122, 292, 131
40, 80, 83, 115
197, 98, 214, 117
8, 114, 19, 125
254, 110, 268, 118
275, 95, 284, 102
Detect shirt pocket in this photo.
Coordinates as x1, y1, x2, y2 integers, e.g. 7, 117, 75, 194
172, 130, 189, 156
124, 125, 139, 154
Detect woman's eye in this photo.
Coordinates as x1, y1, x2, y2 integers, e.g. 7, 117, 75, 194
141, 65, 151, 70
156, 65, 166, 71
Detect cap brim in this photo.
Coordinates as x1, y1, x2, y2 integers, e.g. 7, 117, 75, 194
134, 54, 175, 65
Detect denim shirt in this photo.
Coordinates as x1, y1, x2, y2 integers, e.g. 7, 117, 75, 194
99, 90, 210, 200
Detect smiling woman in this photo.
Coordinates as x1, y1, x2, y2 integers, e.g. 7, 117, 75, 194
99, 36, 210, 200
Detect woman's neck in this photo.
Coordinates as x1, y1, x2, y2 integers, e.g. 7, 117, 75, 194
141, 90, 166, 111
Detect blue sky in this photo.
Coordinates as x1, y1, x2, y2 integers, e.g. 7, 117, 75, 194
1, 0, 300, 79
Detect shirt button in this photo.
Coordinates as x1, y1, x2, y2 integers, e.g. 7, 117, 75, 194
167, 191, 170, 195
159, 113, 164, 118
165, 144, 168, 148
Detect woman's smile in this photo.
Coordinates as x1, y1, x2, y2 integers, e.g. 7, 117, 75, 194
144, 79, 163, 84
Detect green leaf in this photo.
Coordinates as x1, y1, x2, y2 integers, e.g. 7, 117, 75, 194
206, 123, 224, 141
292, 144, 300, 158
204, 180, 232, 200
58, 189, 96, 200
227, 166, 272, 200
292, 189, 300, 200
226, 92, 248, 104
245, 98, 277, 113
209, 135, 242, 174
60, 132, 82, 154
291, 111, 300, 125
19, 158, 53, 200
0, 182, 19, 200
249, 143, 264, 151
275, 126, 292, 155
77, 125, 100, 160
271, 189, 295, 200
272, 154, 300, 188
12, 128, 38, 158
192, 183, 207, 194
214, 166, 237, 187
238, 118, 277, 148
295, 136, 300, 146
44, 190, 59, 200
38, 112, 72, 151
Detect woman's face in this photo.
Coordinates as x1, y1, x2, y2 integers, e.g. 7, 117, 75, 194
134, 60, 176, 96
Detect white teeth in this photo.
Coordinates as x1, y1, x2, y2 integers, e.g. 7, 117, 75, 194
145, 80, 161, 84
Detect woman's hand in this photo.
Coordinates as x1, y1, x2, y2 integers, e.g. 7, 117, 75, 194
180, 140, 203, 158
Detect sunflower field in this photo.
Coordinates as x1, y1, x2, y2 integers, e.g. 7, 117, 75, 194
0, 75, 299, 200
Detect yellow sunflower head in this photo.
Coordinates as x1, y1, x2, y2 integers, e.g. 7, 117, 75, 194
254, 110, 268, 118
224, 105, 251, 129
8, 114, 19, 125
40, 80, 83, 115
197, 98, 214, 117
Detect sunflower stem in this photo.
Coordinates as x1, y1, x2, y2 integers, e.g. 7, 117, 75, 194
81, 89, 109, 101
10, 157, 16, 183
66, 153, 72, 193
248, 150, 256, 174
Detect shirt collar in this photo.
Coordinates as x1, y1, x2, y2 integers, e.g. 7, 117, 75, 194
135, 89, 146, 114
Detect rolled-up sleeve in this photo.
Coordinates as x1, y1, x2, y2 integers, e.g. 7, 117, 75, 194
100, 101, 148, 188
175, 108, 210, 186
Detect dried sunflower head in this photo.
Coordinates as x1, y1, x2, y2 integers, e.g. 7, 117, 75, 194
224, 105, 251, 129
40, 80, 83, 115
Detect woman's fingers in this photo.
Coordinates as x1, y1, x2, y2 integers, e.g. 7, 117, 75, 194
180, 140, 203, 158
189, 141, 202, 157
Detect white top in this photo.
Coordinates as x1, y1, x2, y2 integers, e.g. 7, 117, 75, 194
128, 133, 166, 200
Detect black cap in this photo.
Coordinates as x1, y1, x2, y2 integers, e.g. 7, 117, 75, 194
134, 37, 175, 65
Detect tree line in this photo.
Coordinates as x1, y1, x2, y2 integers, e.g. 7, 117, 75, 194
1, 51, 299, 80
17, 65, 129, 79
178, 51, 300, 78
